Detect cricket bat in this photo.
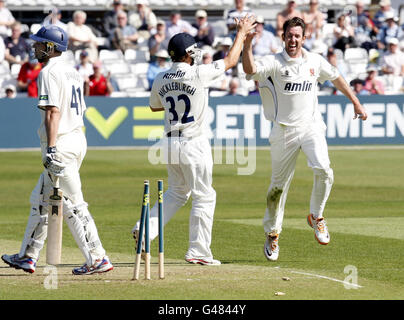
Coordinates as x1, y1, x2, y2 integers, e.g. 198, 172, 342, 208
46, 176, 63, 265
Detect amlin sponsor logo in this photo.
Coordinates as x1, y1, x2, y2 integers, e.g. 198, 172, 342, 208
284, 81, 313, 92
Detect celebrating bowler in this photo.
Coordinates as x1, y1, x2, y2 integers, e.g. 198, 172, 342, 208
242, 17, 368, 261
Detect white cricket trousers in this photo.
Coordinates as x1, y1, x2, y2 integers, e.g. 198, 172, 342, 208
21, 129, 106, 266
136, 136, 217, 261
263, 121, 334, 235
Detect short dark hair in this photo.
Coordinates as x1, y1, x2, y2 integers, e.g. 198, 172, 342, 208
283, 17, 306, 37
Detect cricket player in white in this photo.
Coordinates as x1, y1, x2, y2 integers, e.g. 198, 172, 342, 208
132, 17, 256, 265
1, 25, 113, 275
242, 17, 368, 261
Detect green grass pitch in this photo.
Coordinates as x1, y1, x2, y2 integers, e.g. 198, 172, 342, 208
0, 147, 403, 301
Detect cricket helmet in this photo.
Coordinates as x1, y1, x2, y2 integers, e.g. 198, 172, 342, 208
30, 25, 68, 52
168, 32, 200, 62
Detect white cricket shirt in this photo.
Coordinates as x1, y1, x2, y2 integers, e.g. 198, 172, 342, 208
248, 48, 339, 126
150, 60, 226, 138
37, 56, 86, 143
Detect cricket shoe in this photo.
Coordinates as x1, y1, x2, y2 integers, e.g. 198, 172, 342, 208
307, 214, 330, 245
1, 253, 36, 273
72, 256, 114, 275
185, 257, 221, 266
264, 232, 279, 261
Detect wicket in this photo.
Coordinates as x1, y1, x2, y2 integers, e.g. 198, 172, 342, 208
158, 179, 164, 279
133, 180, 164, 280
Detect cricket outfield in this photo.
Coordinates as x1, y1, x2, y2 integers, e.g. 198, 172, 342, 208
1, 148, 403, 301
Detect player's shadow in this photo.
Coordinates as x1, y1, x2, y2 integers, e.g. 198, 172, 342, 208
0, 266, 31, 277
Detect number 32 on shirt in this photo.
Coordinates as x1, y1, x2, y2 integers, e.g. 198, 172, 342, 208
166, 94, 194, 124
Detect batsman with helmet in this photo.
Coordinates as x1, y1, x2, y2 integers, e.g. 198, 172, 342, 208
1, 25, 113, 275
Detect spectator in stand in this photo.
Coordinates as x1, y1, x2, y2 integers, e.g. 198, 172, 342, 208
67, 10, 99, 63
276, 0, 302, 38
213, 37, 232, 61
17, 52, 42, 97
0, 35, 5, 62
252, 15, 280, 56
103, 0, 124, 38
128, 0, 157, 39
193, 10, 215, 48
373, 0, 397, 30
226, 77, 242, 96
0, 0, 15, 39
85, 61, 114, 96
75, 50, 94, 83
4, 84, 16, 98
380, 38, 404, 76
302, 0, 325, 50
213, 37, 237, 77
333, 13, 356, 52
226, 0, 252, 39
146, 49, 170, 90
363, 66, 384, 94
166, 11, 197, 40
376, 12, 403, 50
354, 0, 379, 38
111, 10, 139, 52
354, 1, 378, 52
41, 7, 67, 31
354, 1, 369, 29
4, 21, 30, 67
148, 19, 168, 61
350, 78, 370, 95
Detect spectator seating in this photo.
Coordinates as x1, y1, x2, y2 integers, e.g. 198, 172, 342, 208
10, 63, 21, 78
0, 61, 18, 97
97, 48, 151, 96
376, 74, 404, 95
124, 49, 149, 64
344, 47, 369, 80
1, 0, 402, 98
322, 23, 336, 48
99, 49, 124, 62
5, 0, 372, 10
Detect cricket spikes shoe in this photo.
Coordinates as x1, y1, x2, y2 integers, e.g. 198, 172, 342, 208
307, 214, 330, 245
185, 257, 221, 266
264, 232, 279, 261
1, 253, 36, 273
72, 256, 113, 275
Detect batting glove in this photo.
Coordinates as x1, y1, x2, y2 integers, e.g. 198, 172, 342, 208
43, 146, 65, 177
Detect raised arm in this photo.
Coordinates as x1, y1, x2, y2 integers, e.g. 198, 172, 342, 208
223, 15, 256, 71
242, 29, 257, 75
